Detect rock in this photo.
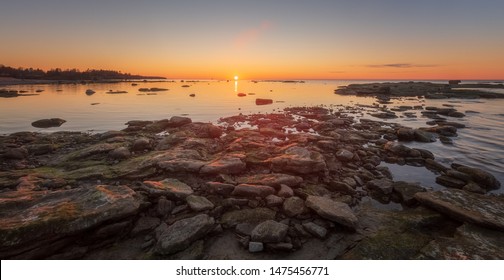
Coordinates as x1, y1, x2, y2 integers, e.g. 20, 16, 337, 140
397, 128, 415, 141
452, 163, 501, 190
418, 223, 504, 260
26, 144, 54, 155
155, 214, 215, 255
231, 184, 276, 198
131, 137, 151, 151
157, 196, 174, 217
414, 129, 436, 142
142, 178, 194, 199
4, 147, 28, 160
251, 220, 288, 243
220, 208, 276, 227
384, 142, 412, 157
265, 195, 284, 207
302, 222, 327, 239
370, 111, 397, 119
235, 223, 257, 236
131, 216, 161, 236
168, 116, 192, 127
277, 184, 294, 198
0, 185, 140, 258
186, 123, 223, 138
157, 150, 206, 173
305, 195, 358, 229
206, 182, 235, 195
271, 146, 326, 174
425, 159, 449, 172
336, 149, 354, 161
31, 118, 66, 128
85, 89, 95, 95
186, 195, 214, 211
462, 181, 486, 194
248, 242, 264, 252
415, 189, 504, 231
200, 155, 246, 175
282, 197, 307, 217
255, 98, 273, 105
392, 181, 425, 205
435, 175, 466, 189
221, 198, 249, 207
236, 173, 303, 188
108, 147, 131, 160
367, 178, 394, 194
327, 181, 356, 195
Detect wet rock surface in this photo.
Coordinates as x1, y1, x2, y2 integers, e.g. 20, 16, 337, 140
0, 104, 502, 259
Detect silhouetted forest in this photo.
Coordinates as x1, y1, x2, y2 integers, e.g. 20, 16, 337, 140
0, 65, 165, 80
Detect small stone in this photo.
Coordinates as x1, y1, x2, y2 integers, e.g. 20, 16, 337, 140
157, 196, 174, 217
336, 149, 354, 161
282, 197, 307, 217
248, 242, 264, 253
231, 184, 276, 198
108, 147, 131, 160
305, 195, 358, 229
367, 178, 394, 194
4, 147, 28, 160
265, 195, 284, 207
206, 182, 235, 195
277, 184, 294, 198
131, 216, 161, 236
302, 222, 327, 239
131, 137, 151, 151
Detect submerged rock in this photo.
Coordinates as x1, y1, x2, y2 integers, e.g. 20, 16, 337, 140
31, 118, 66, 128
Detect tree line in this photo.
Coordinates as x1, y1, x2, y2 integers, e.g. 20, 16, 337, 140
0, 65, 164, 80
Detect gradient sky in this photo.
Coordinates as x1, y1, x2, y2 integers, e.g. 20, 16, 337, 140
1, 0, 504, 79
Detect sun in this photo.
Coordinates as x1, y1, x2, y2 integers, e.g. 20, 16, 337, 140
234, 75, 239, 81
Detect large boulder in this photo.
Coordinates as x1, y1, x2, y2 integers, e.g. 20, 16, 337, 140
0, 185, 140, 258
270, 146, 326, 174
305, 195, 358, 229
154, 214, 215, 255
415, 189, 504, 231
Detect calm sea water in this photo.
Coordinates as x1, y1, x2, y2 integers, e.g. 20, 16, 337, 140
1, 80, 503, 193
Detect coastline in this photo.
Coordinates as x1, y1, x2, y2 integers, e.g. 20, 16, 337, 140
0, 102, 502, 259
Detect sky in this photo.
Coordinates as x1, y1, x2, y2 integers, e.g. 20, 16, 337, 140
1, 0, 504, 80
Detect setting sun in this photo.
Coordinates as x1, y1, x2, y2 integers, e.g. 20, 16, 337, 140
234, 75, 239, 81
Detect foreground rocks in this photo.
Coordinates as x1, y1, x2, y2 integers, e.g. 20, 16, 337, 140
0, 105, 502, 259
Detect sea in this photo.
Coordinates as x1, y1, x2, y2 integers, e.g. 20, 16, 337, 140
1, 79, 503, 194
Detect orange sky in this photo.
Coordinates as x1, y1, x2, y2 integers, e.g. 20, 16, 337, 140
1, 1, 503, 80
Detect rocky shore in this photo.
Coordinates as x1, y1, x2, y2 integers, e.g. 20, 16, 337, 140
335, 81, 504, 99
0, 103, 503, 259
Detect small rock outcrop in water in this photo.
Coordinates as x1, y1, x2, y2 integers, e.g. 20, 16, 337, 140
31, 118, 66, 128
0, 104, 502, 260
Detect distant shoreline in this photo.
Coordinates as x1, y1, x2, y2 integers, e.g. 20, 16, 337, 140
0, 77, 167, 86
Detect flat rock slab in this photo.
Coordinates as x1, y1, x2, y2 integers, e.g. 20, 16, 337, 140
231, 184, 275, 198
155, 214, 215, 255
251, 220, 288, 243
415, 189, 504, 231
236, 173, 303, 188
305, 195, 358, 229
0, 185, 140, 256
142, 178, 193, 200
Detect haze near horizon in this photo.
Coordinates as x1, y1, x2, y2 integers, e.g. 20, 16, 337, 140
1, 0, 503, 80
